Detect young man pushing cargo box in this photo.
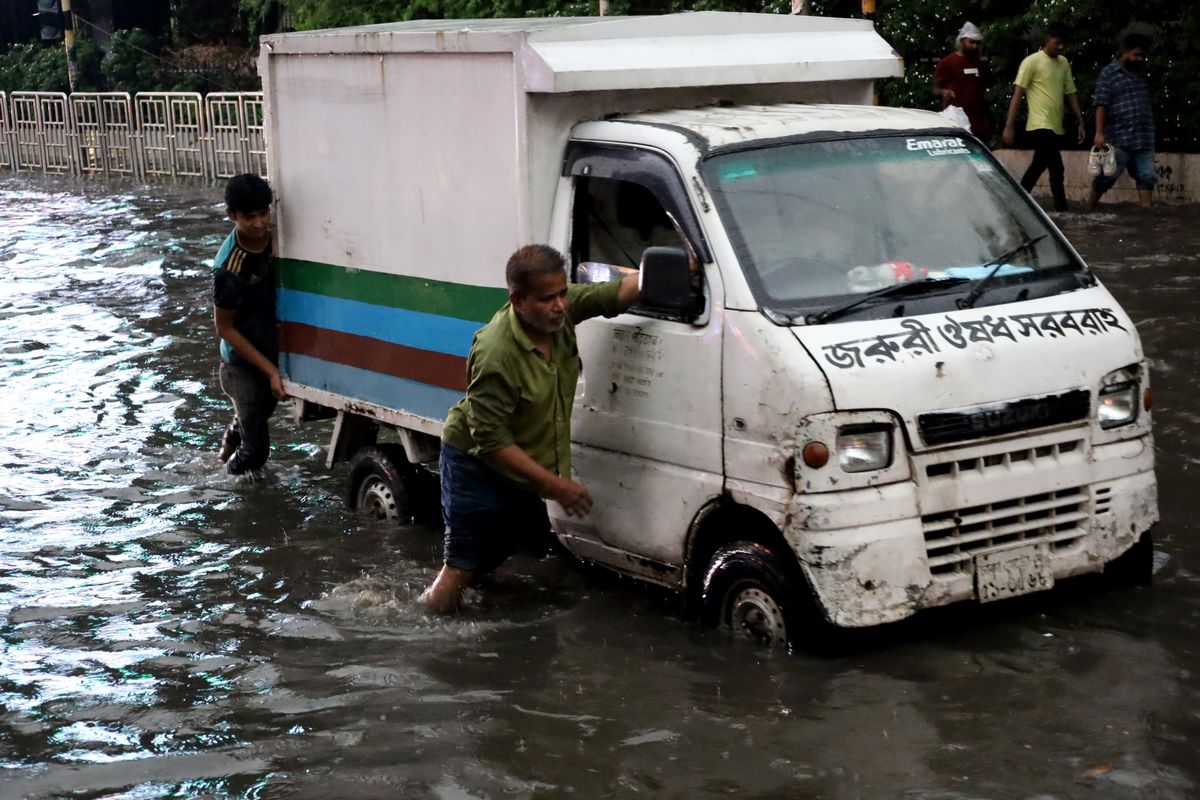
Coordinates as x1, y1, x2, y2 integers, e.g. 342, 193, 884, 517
423, 245, 641, 613
212, 174, 287, 475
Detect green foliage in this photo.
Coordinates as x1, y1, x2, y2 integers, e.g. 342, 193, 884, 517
240, 0, 280, 37
73, 39, 104, 91
101, 29, 165, 94
0, 43, 62, 93
172, 0, 243, 44
0, 39, 101, 94
170, 72, 210, 93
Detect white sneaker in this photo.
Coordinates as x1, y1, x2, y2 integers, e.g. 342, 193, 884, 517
1087, 145, 1106, 177
1100, 145, 1118, 177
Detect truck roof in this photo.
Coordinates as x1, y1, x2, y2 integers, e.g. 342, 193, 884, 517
261, 12, 903, 93
599, 104, 959, 149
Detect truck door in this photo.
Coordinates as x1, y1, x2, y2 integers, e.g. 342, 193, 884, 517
552, 144, 723, 587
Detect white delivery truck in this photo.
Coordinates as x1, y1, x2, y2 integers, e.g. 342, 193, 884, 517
260, 13, 1158, 646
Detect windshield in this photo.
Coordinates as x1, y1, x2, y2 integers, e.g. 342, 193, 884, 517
701, 134, 1083, 315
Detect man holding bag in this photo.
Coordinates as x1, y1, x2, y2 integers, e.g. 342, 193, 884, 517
933, 22, 994, 143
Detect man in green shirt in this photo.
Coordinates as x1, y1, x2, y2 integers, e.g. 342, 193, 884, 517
424, 244, 641, 613
1002, 22, 1086, 212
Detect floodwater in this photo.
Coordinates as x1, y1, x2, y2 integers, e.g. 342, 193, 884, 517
0, 172, 1197, 800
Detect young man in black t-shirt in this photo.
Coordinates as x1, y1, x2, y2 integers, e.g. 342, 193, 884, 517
212, 174, 286, 474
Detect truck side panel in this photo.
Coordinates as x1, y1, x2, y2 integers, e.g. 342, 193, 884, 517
266, 51, 523, 282
277, 258, 506, 422
263, 52, 520, 421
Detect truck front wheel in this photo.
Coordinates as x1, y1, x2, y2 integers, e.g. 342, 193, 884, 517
701, 542, 800, 649
346, 444, 430, 524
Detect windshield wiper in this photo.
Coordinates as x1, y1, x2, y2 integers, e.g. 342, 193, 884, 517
956, 234, 1048, 309
807, 276, 968, 324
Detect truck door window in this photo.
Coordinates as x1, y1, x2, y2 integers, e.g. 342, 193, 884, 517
572, 176, 697, 320
563, 143, 708, 321
580, 177, 685, 271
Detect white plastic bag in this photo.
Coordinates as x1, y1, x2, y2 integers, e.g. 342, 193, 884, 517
940, 105, 972, 132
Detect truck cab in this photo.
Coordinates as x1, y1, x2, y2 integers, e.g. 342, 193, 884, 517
544, 105, 1156, 645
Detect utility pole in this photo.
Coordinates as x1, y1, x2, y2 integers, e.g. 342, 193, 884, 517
62, 0, 78, 92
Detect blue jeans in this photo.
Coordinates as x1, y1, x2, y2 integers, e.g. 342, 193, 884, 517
1092, 146, 1158, 193
439, 443, 551, 573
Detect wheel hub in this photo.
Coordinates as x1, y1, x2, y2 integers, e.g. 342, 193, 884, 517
730, 587, 788, 647
358, 478, 399, 521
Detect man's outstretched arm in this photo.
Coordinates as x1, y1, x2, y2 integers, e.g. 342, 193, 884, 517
483, 445, 592, 517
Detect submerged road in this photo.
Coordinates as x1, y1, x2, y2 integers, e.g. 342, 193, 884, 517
0, 173, 1197, 798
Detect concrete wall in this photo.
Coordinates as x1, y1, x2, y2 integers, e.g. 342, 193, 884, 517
993, 149, 1197, 206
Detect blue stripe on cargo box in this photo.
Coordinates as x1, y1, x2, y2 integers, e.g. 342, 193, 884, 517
277, 289, 483, 358
284, 353, 462, 422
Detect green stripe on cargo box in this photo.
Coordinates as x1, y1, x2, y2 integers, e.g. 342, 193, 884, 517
279, 258, 509, 324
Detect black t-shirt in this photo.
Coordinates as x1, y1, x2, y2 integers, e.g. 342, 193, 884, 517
212, 231, 277, 368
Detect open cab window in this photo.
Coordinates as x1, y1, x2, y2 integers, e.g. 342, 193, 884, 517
565, 143, 709, 323
571, 175, 700, 321
578, 177, 685, 273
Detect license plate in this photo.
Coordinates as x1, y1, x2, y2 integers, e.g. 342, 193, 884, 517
975, 542, 1054, 603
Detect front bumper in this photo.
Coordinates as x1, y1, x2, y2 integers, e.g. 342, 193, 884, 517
783, 426, 1158, 628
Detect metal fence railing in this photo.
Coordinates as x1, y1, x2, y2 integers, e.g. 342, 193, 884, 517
207, 92, 267, 179
0, 91, 267, 180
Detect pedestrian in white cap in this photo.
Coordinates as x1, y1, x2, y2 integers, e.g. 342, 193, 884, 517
934, 21, 994, 142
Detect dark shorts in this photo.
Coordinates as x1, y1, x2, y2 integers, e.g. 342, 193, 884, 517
439, 442, 551, 574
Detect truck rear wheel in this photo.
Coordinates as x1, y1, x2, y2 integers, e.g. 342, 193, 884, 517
346, 444, 432, 524
701, 542, 800, 649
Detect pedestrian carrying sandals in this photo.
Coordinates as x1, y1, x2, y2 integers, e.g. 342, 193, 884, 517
1088, 144, 1117, 177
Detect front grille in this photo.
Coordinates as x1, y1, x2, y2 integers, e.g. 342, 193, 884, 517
918, 389, 1091, 446
925, 438, 1083, 479
923, 487, 1089, 575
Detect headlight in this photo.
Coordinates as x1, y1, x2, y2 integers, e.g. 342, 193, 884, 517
836, 425, 893, 472
1098, 381, 1138, 429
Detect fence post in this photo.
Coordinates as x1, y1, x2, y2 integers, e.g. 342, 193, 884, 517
0, 92, 12, 171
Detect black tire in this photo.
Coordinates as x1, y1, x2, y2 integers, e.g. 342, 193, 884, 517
346, 444, 434, 524
701, 541, 807, 649
1104, 530, 1153, 586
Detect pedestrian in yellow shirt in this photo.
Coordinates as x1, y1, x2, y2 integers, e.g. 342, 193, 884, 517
1002, 23, 1087, 211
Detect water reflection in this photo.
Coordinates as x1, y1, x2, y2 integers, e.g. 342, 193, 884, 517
1, 175, 1198, 798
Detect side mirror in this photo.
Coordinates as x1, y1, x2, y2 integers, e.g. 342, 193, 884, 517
638, 246, 696, 316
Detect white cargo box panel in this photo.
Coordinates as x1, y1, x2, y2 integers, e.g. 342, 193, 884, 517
261, 13, 902, 428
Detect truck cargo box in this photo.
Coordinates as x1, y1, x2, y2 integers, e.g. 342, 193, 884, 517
258, 13, 902, 431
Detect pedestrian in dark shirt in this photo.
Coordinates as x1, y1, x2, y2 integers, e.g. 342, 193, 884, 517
212, 174, 287, 475
1087, 33, 1157, 210
933, 22, 994, 143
